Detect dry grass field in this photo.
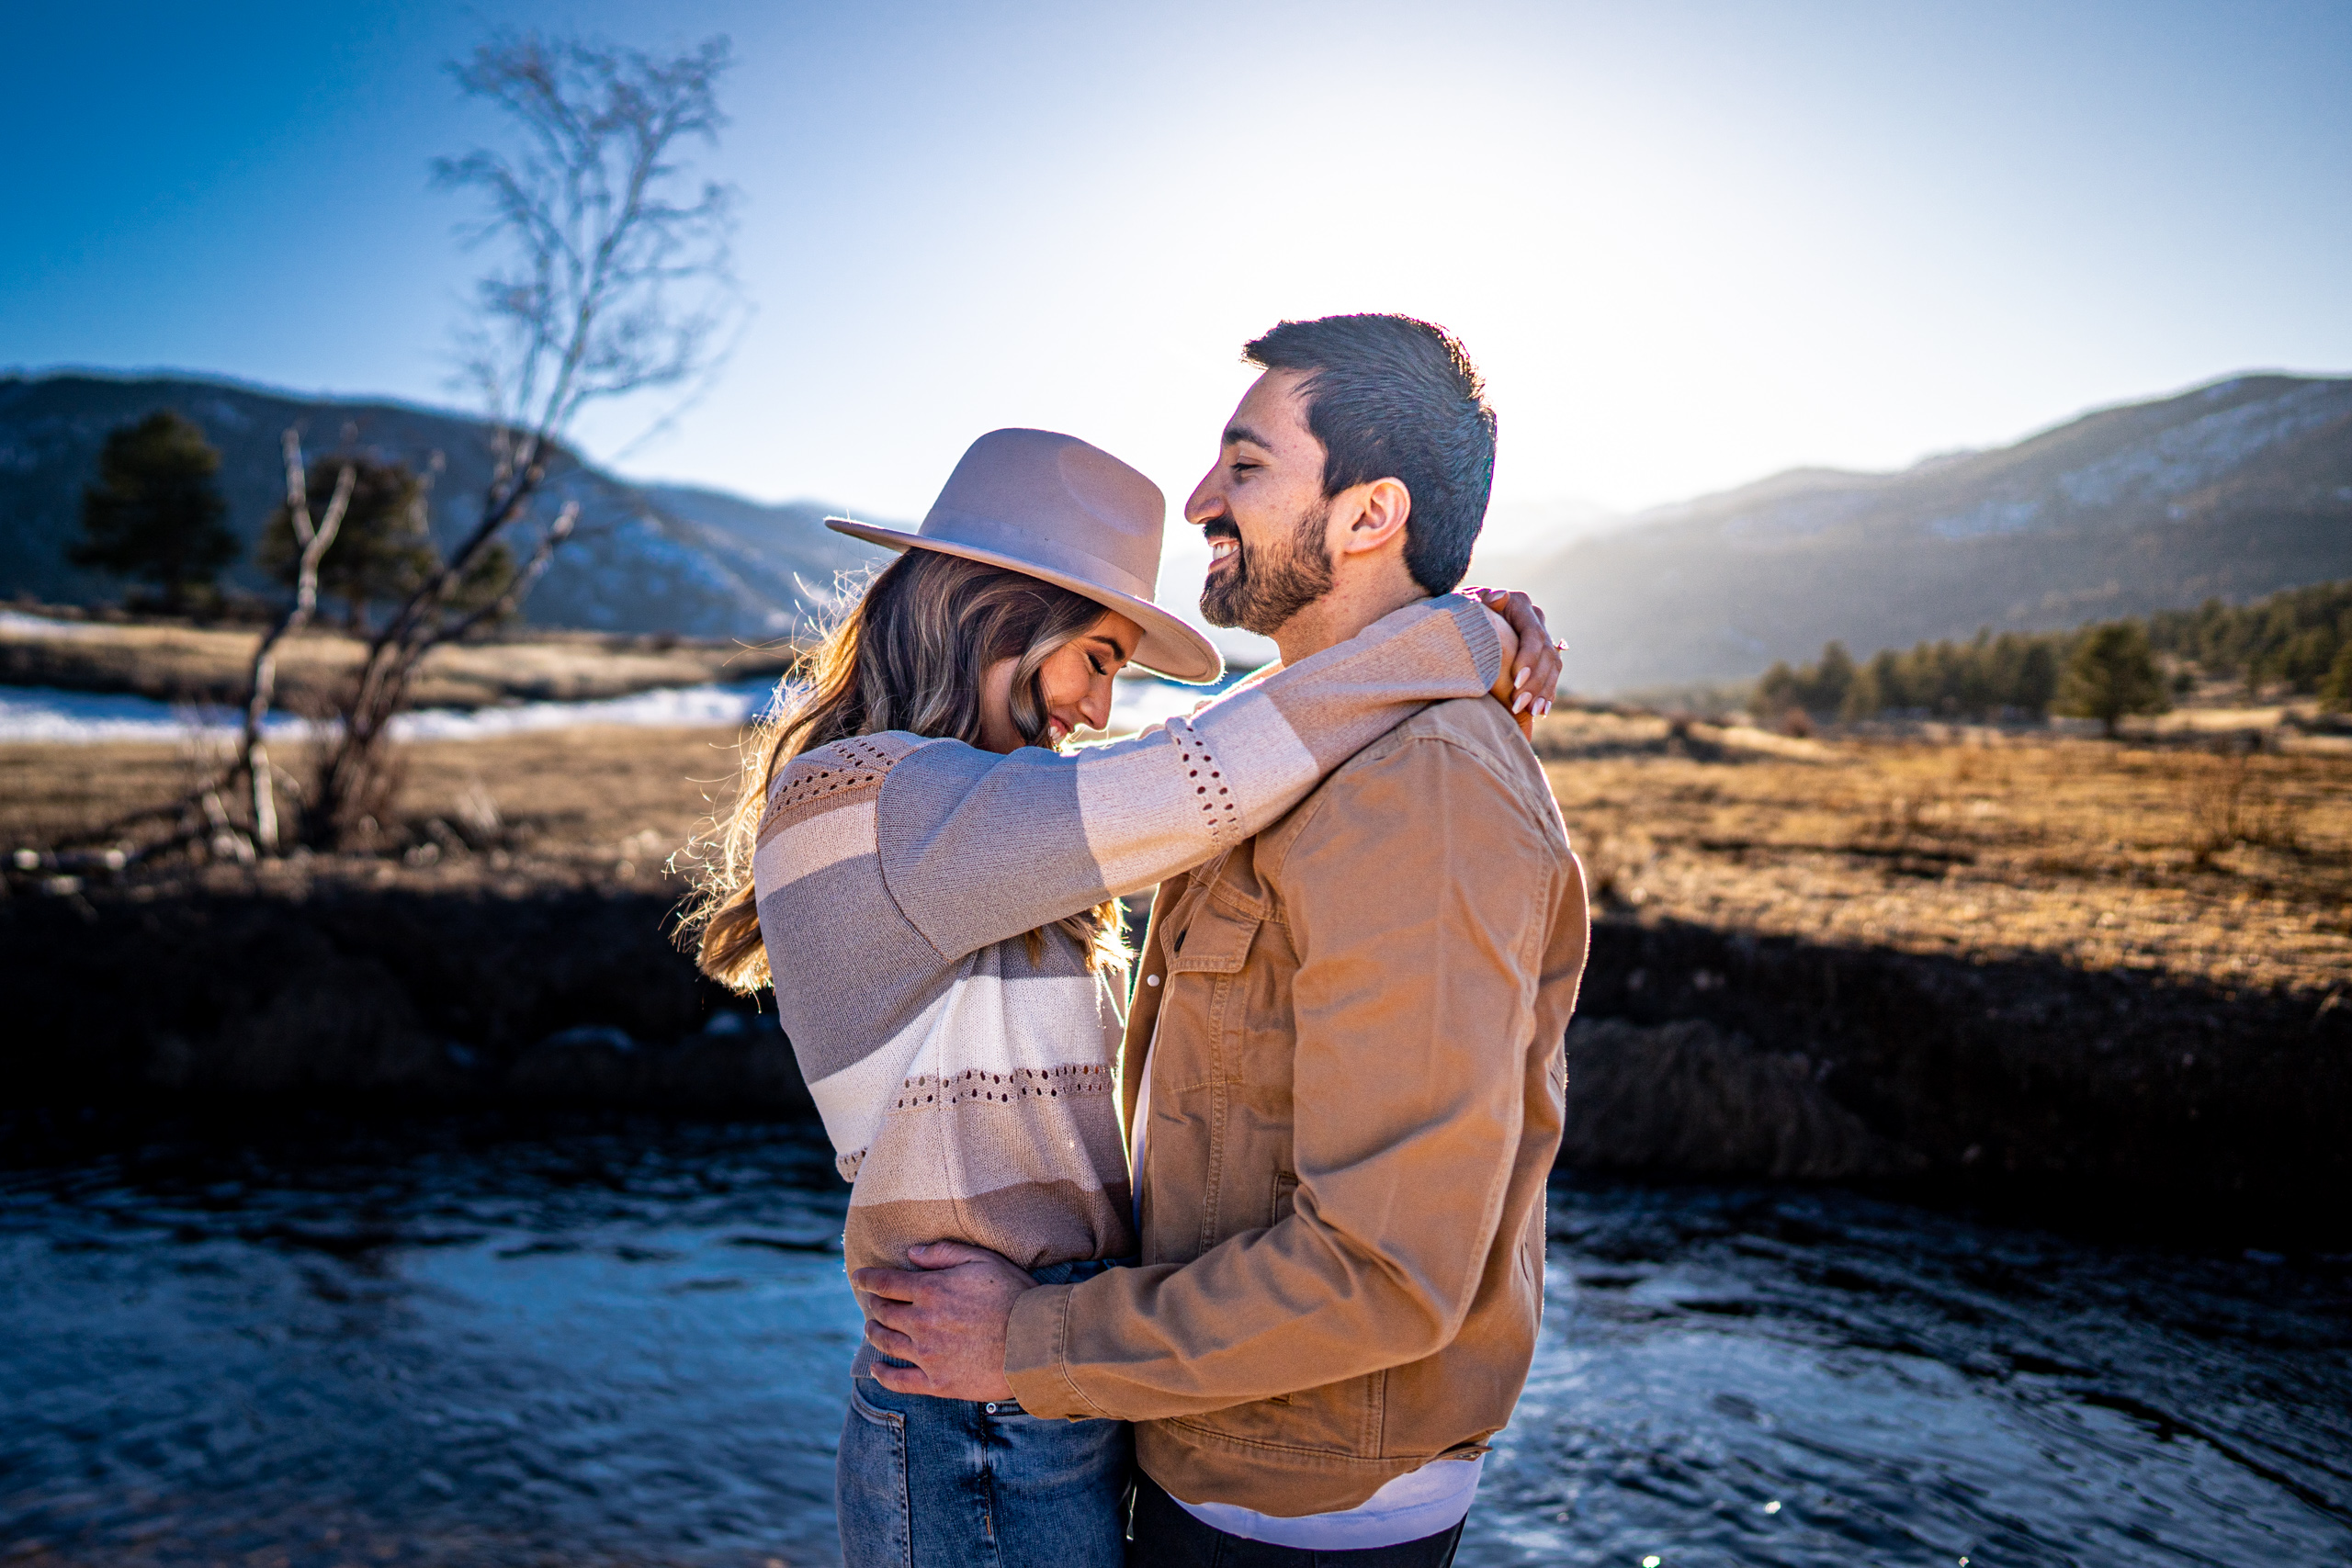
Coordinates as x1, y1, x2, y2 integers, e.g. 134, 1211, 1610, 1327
0, 724, 750, 900
0, 611, 792, 710
6, 706, 2346, 1003
1535, 709, 2352, 998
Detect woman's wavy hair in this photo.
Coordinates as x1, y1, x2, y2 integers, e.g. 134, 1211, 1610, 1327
684, 548, 1131, 992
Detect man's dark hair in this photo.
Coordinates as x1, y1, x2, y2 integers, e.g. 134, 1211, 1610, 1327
1242, 313, 1497, 595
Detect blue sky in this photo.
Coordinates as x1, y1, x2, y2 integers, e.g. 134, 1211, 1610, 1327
6, 1, 2348, 582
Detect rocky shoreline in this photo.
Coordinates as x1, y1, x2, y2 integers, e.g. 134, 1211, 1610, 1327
5, 874, 2343, 1244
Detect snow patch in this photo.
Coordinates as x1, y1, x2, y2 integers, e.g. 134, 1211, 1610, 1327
0, 681, 794, 746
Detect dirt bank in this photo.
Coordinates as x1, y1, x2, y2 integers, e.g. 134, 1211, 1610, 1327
4, 870, 2343, 1242
1567, 917, 2348, 1240
1, 874, 810, 1116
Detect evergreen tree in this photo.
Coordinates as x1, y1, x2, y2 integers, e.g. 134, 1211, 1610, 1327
2277, 627, 2338, 693
69, 412, 237, 612
2322, 639, 2352, 714
1812, 641, 1856, 714
258, 457, 435, 633
2014, 638, 2059, 716
256, 456, 516, 634
2057, 622, 2169, 737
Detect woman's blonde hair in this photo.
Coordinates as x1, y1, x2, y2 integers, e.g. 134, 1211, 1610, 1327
684, 549, 1131, 992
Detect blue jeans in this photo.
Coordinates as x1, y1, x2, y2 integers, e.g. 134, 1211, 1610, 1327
838, 1258, 1132, 1568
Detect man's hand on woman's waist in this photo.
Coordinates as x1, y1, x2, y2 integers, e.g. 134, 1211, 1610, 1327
854, 1240, 1032, 1403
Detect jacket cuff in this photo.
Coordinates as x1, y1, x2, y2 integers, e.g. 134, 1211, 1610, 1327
1003, 1281, 1094, 1418
1444, 594, 1505, 688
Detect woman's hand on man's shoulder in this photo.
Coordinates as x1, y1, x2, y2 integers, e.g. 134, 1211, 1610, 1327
1462, 586, 1561, 737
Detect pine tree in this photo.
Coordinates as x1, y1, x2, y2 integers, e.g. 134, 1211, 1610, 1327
258, 457, 435, 634
2057, 622, 2169, 738
70, 412, 237, 613
2321, 638, 2352, 714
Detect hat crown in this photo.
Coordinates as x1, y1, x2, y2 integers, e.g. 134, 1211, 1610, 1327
822, 427, 1222, 682
921, 429, 1162, 600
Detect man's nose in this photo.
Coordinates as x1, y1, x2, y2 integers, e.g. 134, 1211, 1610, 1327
1183, 469, 1224, 527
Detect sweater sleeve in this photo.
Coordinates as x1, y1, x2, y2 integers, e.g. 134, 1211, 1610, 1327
871, 593, 1501, 962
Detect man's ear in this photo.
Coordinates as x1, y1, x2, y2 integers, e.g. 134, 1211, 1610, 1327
1335, 478, 1412, 558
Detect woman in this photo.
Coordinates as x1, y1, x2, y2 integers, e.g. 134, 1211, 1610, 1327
686, 428, 1555, 1568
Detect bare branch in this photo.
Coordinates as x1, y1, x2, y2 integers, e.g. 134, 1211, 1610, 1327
243, 433, 354, 851
444, 500, 578, 642
432, 30, 741, 450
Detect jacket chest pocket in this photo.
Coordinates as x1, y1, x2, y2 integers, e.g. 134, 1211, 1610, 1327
1159, 901, 1266, 1252
1161, 902, 1262, 1087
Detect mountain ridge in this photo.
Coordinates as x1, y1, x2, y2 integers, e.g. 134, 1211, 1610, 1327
1513, 371, 2352, 691
0, 372, 895, 640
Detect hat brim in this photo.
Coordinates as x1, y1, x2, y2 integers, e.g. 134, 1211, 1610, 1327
825, 517, 1225, 684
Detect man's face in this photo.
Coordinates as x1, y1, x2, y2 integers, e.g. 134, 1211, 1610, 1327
1185, 369, 1335, 636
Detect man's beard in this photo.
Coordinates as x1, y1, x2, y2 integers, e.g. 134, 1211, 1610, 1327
1198, 501, 1334, 636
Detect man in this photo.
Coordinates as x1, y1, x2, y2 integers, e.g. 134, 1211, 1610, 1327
854, 313, 1590, 1565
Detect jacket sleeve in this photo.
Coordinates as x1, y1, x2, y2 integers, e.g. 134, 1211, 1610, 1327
1001, 732, 1558, 1419
870, 594, 1501, 961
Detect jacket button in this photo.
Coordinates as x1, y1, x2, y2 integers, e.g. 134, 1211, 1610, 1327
1145, 975, 1160, 987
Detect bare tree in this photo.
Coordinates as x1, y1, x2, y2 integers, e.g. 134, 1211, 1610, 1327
311, 30, 741, 845
244, 433, 356, 852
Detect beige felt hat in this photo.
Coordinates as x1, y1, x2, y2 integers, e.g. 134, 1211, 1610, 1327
826, 428, 1223, 683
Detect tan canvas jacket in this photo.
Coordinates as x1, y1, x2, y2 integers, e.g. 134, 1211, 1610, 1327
1002, 692, 1591, 1517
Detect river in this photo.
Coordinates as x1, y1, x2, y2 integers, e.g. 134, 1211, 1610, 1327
2, 1114, 2346, 1567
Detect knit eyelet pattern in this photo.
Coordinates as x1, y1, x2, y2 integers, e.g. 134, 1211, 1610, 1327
768, 734, 912, 819
889, 1064, 1116, 1111
1170, 719, 1242, 847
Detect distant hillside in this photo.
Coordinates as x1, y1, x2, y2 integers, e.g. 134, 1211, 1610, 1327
0, 374, 893, 638
1520, 374, 2352, 693
633, 481, 886, 614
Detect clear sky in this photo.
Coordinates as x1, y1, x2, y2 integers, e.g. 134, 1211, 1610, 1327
6, 1, 2348, 591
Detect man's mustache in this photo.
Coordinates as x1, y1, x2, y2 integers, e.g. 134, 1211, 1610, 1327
1201, 518, 1240, 545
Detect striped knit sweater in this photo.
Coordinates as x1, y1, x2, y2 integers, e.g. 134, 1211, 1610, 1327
752, 594, 1503, 1280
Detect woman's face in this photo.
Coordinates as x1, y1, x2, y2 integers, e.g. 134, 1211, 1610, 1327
978, 608, 1146, 753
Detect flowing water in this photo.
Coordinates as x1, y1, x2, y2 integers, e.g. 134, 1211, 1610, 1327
3, 1115, 2346, 1567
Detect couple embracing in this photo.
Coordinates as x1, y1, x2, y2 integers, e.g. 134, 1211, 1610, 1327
690, 313, 1591, 1567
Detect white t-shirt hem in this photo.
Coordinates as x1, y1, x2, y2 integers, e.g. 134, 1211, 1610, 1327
1165, 1455, 1484, 1551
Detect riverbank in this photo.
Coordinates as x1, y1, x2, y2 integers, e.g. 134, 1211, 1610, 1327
6, 716, 2347, 1242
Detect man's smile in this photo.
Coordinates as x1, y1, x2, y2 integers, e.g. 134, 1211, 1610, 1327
1203, 519, 1242, 569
